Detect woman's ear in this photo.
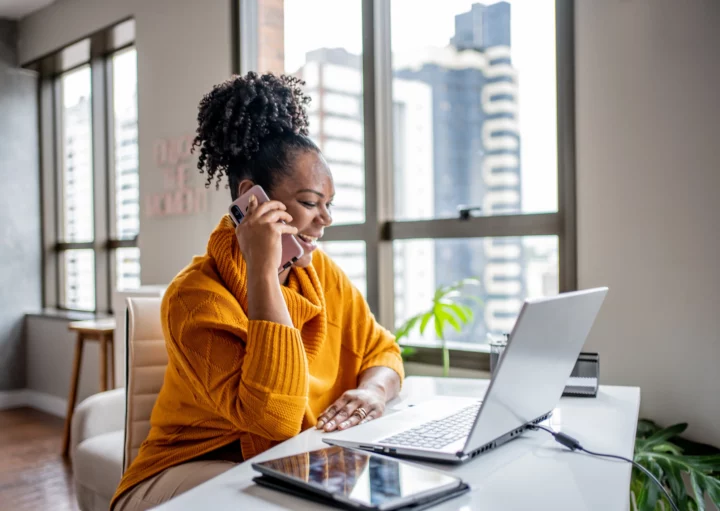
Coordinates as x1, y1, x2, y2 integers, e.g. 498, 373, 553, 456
237, 179, 255, 198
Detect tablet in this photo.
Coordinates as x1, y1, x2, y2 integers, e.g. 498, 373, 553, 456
252, 446, 464, 511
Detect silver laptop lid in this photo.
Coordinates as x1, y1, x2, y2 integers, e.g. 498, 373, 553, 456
462, 288, 608, 455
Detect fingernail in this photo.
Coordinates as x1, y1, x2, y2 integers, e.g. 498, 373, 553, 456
325, 421, 335, 431
316, 420, 325, 429
340, 422, 349, 429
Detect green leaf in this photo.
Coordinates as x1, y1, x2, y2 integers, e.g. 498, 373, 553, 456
703, 474, 720, 505
446, 278, 481, 293
448, 303, 468, 323
419, 313, 433, 335
655, 457, 689, 508
638, 423, 688, 451
652, 442, 683, 456
434, 311, 445, 340
637, 460, 662, 511
458, 304, 475, 322
400, 346, 417, 358
439, 290, 462, 302
395, 313, 422, 342
437, 305, 462, 332
682, 455, 720, 473
636, 419, 661, 439
690, 472, 706, 511
433, 285, 450, 302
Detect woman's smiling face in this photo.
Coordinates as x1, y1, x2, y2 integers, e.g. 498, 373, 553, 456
239, 150, 335, 268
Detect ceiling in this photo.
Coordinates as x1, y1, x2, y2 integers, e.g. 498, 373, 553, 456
0, 0, 56, 19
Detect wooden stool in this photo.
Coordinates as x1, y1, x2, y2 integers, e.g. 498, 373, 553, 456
61, 318, 116, 458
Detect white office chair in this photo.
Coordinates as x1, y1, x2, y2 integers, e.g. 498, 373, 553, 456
71, 297, 167, 511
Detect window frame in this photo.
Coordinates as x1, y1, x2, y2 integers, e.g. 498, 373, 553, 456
31, 20, 138, 313
237, 0, 577, 358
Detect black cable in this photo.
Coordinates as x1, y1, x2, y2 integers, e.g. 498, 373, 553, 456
530, 424, 680, 511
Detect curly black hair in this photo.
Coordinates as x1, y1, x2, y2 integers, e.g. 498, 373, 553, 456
192, 72, 319, 199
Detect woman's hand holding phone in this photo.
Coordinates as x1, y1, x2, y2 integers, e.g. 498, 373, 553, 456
234, 195, 298, 276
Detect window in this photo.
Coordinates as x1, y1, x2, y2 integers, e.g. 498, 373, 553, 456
110, 48, 141, 290
251, 0, 366, 226
59, 66, 95, 310
394, 236, 558, 346
319, 241, 367, 298
35, 21, 138, 312
60, 66, 94, 242
243, 0, 575, 354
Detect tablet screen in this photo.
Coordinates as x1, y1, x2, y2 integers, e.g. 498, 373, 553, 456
253, 446, 461, 510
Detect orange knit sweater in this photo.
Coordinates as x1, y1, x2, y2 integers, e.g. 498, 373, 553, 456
112, 216, 404, 505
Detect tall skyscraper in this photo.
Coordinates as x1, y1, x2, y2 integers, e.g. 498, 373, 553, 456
394, 1, 525, 339
114, 89, 141, 291
295, 48, 435, 302
63, 93, 95, 310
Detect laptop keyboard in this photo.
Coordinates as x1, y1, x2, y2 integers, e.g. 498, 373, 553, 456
379, 402, 481, 450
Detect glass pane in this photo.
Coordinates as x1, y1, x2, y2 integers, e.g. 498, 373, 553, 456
112, 48, 140, 240
116, 247, 141, 291
394, 236, 558, 346
391, 0, 558, 220
256, 0, 365, 225
318, 241, 367, 298
63, 249, 95, 311
61, 66, 94, 241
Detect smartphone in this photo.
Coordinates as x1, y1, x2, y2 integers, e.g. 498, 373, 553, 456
228, 184, 304, 273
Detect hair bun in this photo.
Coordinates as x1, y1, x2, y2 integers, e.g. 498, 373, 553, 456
192, 72, 311, 188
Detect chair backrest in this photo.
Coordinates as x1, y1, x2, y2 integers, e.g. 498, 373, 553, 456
123, 296, 167, 473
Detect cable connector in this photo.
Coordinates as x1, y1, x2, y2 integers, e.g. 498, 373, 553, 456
553, 432, 581, 451
529, 424, 581, 450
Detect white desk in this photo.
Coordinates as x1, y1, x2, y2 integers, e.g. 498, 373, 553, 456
155, 376, 640, 511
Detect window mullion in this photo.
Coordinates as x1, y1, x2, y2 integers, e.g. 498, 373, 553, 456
238, 0, 259, 74
40, 77, 59, 309
90, 39, 110, 313
387, 213, 561, 240
556, 0, 578, 293
53, 78, 65, 308
362, 0, 395, 327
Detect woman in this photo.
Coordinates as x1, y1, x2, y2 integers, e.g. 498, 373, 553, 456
111, 72, 404, 510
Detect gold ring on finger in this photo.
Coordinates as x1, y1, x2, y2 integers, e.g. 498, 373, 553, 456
353, 407, 368, 420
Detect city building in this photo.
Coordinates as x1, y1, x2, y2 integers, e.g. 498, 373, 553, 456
62, 92, 95, 310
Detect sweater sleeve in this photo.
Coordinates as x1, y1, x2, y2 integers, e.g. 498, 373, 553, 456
163, 290, 309, 441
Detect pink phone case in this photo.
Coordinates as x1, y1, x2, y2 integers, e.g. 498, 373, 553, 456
228, 184, 304, 273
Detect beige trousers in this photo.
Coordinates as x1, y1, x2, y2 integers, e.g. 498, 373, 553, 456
112, 460, 236, 511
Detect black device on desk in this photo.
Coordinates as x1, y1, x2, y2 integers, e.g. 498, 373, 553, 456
562, 352, 600, 397
252, 446, 469, 510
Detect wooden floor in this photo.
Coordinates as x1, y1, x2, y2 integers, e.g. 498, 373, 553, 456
0, 407, 79, 511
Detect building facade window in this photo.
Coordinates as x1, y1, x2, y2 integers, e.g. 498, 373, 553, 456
110, 47, 141, 291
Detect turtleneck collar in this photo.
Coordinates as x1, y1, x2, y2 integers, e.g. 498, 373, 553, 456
206, 216, 328, 362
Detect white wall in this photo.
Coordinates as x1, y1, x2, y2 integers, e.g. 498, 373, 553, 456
19, 0, 234, 286
25, 315, 103, 405
576, 0, 720, 446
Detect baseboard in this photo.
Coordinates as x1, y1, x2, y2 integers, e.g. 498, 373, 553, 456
25, 390, 67, 418
0, 389, 28, 410
0, 389, 67, 418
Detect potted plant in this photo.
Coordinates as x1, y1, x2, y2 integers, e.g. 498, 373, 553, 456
394, 278, 482, 377
631, 419, 720, 510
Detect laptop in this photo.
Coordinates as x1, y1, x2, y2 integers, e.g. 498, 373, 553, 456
323, 287, 608, 463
